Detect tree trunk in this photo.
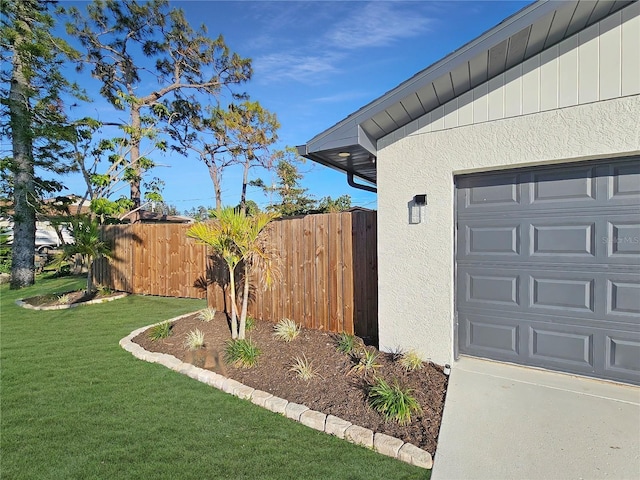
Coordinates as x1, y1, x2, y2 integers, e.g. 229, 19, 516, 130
228, 264, 238, 339
9, 44, 36, 289
208, 164, 222, 211
86, 255, 94, 293
129, 105, 142, 223
239, 159, 250, 215
238, 263, 250, 340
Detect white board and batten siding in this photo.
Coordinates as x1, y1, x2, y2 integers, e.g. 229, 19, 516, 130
379, 2, 640, 147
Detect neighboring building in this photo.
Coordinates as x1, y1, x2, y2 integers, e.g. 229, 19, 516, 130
299, 0, 640, 384
0, 196, 193, 251
128, 210, 194, 224
0, 196, 90, 250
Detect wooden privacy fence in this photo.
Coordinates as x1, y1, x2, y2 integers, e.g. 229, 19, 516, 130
207, 211, 378, 339
95, 211, 378, 339
95, 224, 208, 299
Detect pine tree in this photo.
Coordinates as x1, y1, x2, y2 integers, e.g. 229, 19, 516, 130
1, 0, 82, 288
64, 0, 252, 220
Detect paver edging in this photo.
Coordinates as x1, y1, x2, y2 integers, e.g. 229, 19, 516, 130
16, 292, 129, 310
120, 314, 433, 470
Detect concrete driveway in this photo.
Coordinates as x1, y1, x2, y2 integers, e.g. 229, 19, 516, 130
432, 356, 640, 480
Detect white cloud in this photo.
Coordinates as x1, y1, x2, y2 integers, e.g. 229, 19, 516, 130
325, 2, 432, 50
253, 52, 342, 85
309, 90, 371, 104
252, 1, 433, 86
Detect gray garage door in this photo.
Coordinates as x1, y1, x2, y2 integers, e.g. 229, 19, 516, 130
456, 158, 640, 384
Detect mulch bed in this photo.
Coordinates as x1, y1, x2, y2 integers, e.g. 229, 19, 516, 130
20, 289, 123, 307
134, 312, 448, 455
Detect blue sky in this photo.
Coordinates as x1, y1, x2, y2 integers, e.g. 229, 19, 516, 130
57, 0, 530, 213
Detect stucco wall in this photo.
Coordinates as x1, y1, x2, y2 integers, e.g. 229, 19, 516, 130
378, 2, 639, 148
376, 95, 640, 365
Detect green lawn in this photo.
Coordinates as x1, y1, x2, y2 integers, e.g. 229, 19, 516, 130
1, 276, 428, 479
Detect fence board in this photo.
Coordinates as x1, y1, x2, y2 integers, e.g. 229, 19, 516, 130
316, 214, 329, 331
302, 215, 316, 328
96, 211, 377, 338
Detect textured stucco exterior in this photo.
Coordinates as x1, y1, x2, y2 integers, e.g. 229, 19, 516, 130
376, 95, 640, 365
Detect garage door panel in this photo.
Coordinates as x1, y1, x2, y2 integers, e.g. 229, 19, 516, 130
529, 326, 594, 367
456, 157, 640, 384
607, 279, 640, 317
465, 224, 520, 255
530, 275, 595, 313
466, 273, 520, 306
530, 221, 596, 257
607, 220, 640, 257
609, 162, 640, 199
531, 166, 597, 204
460, 313, 520, 356
467, 179, 522, 207
606, 336, 640, 375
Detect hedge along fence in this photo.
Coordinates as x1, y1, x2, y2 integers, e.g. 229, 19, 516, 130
95, 211, 378, 339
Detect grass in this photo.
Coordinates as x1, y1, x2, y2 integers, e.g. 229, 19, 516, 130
1, 275, 428, 479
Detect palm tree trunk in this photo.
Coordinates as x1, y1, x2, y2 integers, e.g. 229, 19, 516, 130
238, 265, 250, 339
228, 267, 238, 339
86, 255, 94, 293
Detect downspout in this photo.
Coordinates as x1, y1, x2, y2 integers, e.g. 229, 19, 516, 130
347, 171, 377, 193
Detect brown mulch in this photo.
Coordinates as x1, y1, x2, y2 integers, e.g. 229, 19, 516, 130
134, 312, 448, 455
20, 289, 123, 307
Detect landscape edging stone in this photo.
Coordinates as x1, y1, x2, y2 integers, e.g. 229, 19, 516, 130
16, 292, 129, 310
120, 313, 433, 470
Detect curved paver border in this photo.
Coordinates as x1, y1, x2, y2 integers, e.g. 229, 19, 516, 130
120, 312, 433, 470
16, 292, 129, 311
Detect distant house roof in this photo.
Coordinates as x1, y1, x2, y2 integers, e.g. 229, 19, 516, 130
135, 210, 194, 224
1, 195, 92, 219
297, 0, 632, 187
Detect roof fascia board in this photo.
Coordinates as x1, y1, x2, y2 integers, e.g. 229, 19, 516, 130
357, 125, 377, 156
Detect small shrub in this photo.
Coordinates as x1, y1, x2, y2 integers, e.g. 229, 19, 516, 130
197, 307, 217, 322
368, 378, 422, 425
245, 316, 256, 332
148, 321, 172, 341
224, 338, 261, 368
399, 350, 424, 372
185, 329, 205, 350
96, 284, 113, 296
56, 294, 70, 305
349, 348, 382, 378
335, 332, 356, 354
273, 318, 300, 342
289, 354, 319, 381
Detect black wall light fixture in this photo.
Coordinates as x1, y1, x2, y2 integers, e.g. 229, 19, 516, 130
409, 194, 427, 224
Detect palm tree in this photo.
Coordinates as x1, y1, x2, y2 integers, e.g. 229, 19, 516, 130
61, 216, 111, 293
235, 211, 279, 339
187, 207, 278, 339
